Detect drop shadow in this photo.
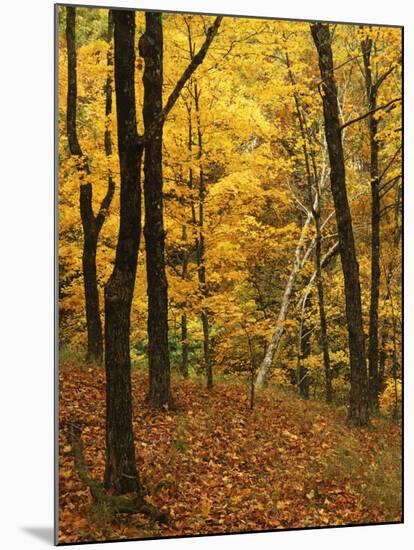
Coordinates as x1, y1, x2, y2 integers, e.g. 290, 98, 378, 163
21, 526, 54, 545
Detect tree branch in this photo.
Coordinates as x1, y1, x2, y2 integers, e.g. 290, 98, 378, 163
295, 241, 340, 311
95, 177, 116, 232
380, 202, 402, 217
378, 145, 402, 184
374, 61, 400, 92
379, 174, 402, 199
161, 16, 223, 124
339, 97, 402, 132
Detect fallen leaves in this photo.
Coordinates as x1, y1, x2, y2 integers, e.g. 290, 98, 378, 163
58, 363, 402, 544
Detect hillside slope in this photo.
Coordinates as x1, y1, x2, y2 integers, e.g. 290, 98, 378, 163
58, 361, 402, 543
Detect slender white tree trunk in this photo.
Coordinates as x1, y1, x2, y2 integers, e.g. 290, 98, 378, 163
255, 211, 314, 388
255, 159, 335, 389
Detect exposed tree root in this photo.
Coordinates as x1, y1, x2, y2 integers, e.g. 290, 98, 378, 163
65, 421, 169, 525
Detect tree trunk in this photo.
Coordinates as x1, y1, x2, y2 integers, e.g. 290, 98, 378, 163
311, 23, 369, 426
181, 312, 189, 378
139, 14, 221, 404
180, 230, 189, 378
191, 80, 213, 389
141, 13, 173, 409
285, 51, 333, 404
255, 211, 313, 387
197, 216, 212, 388
66, 6, 102, 363
185, 18, 213, 388
378, 205, 402, 399
314, 212, 333, 403
255, 184, 337, 389
66, 6, 114, 363
297, 294, 311, 399
361, 37, 381, 412
81, 222, 102, 362
104, 9, 143, 494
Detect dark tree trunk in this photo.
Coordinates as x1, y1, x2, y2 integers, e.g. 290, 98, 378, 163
138, 14, 221, 404
193, 82, 213, 389
297, 295, 311, 399
244, 331, 256, 410
141, 13, 173, 409
66, 6, 114, 363
184, 20, 213, 389
196, 160, 213, 389
65, 7, 82, 159
378, 327, 387, 394
314, 213, 333, 403
181, 231, 189, 379
362, 37, 381, 412
311, 23, 369, 426
180, 97, 195, 382
181, 312, 189, 378
81, 212, 103, 362
201, 310, 212, 388
104, 11, 114, 158
250, 369, 255, 410
104, 9, 143, 494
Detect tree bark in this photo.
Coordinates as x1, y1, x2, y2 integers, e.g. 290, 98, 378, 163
141, 13, 173, 409
104, 9, 143, 494
361, 37, 381, 412
311, 23, 369, 426
66, 6, 114, 363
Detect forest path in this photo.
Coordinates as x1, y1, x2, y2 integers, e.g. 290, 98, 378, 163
58, 361, 401, 543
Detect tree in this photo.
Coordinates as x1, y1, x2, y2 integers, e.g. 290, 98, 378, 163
104, 9, 143, 493
310, 22, 369, 426
104, 7, 222, 488
254, 184, 337, 389
58, 10, 401, 436
65, 6, 114, 363
141, 13, 223, 407
360, 30, 401, 411
296, 294, 312, 399
179, 224, 191, 379
183, 18, 213, 388
141, 13, 173, 409
361, 35, 381, 412
283, 48, 333, 402
255, 207, 315, 387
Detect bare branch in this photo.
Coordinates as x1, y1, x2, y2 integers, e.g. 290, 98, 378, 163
378, 145, 402, 183
379, 174, 402, 199
340, 97, 402, 132
161, 16, 223, 124
95, 177, 116, 232
374, 61, 400, 92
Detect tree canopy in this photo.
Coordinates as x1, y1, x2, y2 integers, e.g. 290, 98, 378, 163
57, 7, 402, 544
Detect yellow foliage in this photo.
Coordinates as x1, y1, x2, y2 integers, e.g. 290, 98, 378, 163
380, 379, 402, 417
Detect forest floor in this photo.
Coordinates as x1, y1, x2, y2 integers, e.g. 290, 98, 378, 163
58, 358, 402, 544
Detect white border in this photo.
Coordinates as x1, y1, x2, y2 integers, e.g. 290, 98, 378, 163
0, 1, 411, 548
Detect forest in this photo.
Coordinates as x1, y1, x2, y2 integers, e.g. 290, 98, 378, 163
57, 5, 402, 544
